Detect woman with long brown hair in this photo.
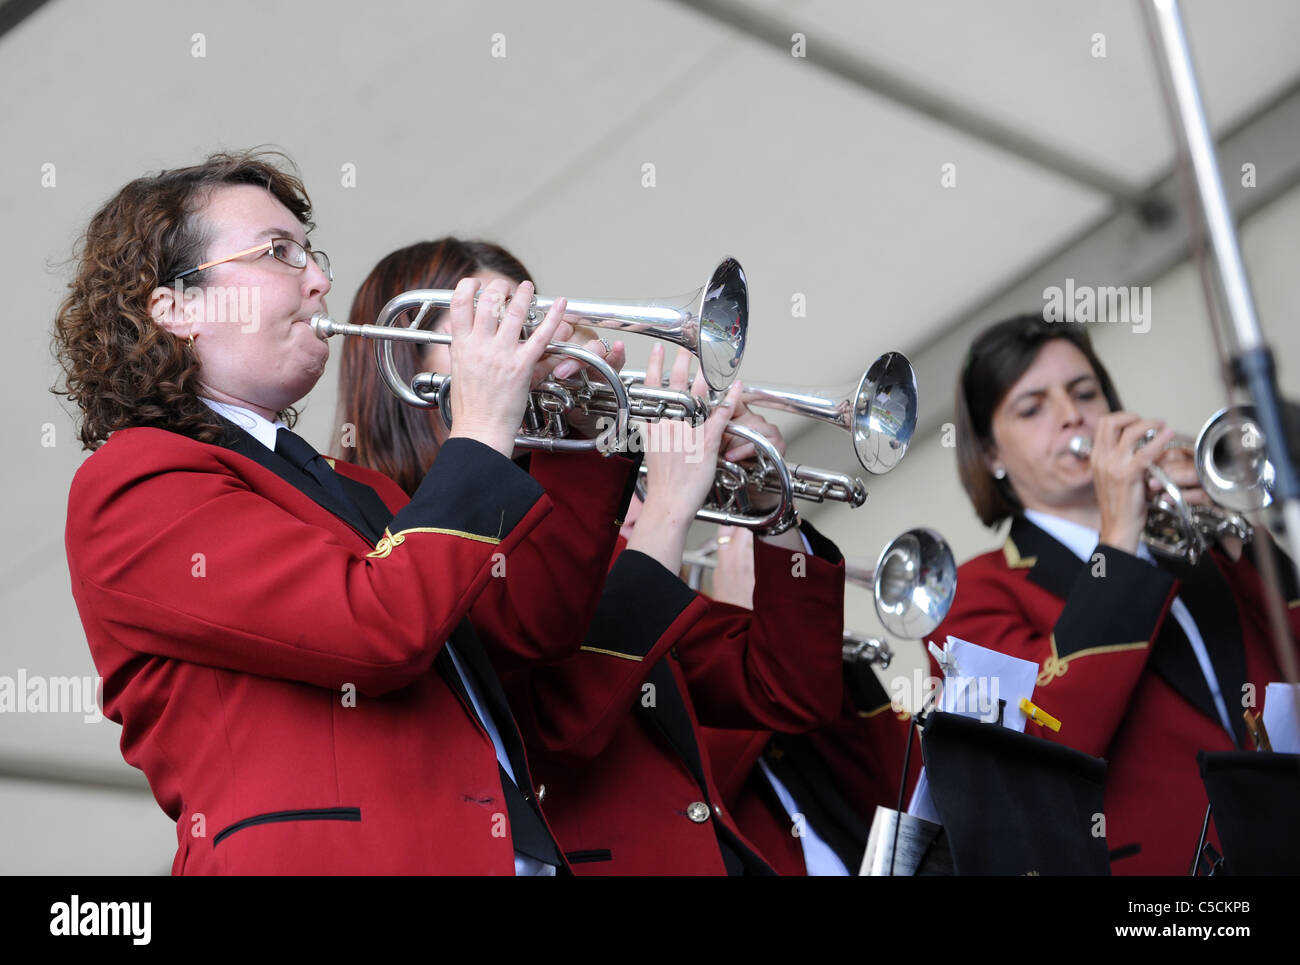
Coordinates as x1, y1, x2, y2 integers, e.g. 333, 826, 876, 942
339, 239, 849, 874
336, 237, 623, 493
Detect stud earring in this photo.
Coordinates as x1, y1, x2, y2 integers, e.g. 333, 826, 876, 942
993, 466, 1007, 480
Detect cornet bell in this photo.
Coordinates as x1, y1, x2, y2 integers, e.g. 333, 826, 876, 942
853, 352, 919, 475
872, 527, 958, 640
696, 258, 748, 392
1196, 405, 1274, 513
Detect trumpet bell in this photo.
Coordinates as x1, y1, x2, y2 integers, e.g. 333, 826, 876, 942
737, 351, 919, 476
696, 258, 748, 393
853, 352, 919, 475
872, 527, 957, 640
1196, 405, 1274, 513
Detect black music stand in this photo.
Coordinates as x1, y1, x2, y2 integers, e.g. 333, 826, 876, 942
921, 711, 1111, 875
1198, 751, 1300, 874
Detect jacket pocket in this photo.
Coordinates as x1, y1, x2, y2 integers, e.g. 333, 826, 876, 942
564, 848, 613, 864
214, 807, 361, 847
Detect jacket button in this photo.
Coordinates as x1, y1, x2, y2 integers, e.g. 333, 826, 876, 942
686, 801, 711, 823
536, 784, 546, 804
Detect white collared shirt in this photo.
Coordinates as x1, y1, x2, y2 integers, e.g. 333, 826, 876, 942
200, 398, 554, 875
1024, 509, 1235, 739
200, 398, 285, 449
757, 759, 851, 876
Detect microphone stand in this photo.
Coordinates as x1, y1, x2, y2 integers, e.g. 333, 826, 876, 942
1139, 0, 1300, 702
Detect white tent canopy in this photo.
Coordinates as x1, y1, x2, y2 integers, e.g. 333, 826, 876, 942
2, 0, 1297, 873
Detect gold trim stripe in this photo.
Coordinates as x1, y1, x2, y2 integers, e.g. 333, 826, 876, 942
579, 645, 644, 662
1037, 632, 1149, 686
1002, 537, 1037, 570
368, 526, 502, 559
855, 701, 895, 719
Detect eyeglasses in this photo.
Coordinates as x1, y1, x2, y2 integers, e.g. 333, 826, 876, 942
174, 238, 332, 281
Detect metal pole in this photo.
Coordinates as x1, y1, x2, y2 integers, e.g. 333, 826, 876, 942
1139, 0, 1300, 602
1140, 0, 1300, 751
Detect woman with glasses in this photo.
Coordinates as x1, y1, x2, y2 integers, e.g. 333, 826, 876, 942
55, 150, 633, 875
924, 312, 1295, 874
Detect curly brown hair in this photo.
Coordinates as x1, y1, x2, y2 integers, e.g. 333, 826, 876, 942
52, 149, 315, 450
336, 238, 532, 495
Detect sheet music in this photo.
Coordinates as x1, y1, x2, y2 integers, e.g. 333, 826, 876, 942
906, 635, 1041, 820
1263, 682, 1300, 753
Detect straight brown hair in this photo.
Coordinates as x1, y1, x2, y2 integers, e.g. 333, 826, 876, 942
336, 238, 531, 495
955, 314, 1122, 526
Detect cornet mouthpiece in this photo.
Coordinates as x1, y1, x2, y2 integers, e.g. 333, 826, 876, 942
309, 313, 336, 339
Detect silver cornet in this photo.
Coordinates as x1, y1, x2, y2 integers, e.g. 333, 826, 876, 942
739, 351, 920, 476
311, 258, 748, 453
682, 527, 958, 669
631, 352, 920, 531
843, 527, 958, 668
1068, 405, 1273, 564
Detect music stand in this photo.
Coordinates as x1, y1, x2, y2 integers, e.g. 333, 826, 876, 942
1198, 750, 1300, 874
921, 711, 1111, 875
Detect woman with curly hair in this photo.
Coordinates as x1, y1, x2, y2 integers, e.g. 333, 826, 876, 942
54, 150, 642, 875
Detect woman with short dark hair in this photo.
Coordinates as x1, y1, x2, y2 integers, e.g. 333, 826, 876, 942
930, 312, 1295, 874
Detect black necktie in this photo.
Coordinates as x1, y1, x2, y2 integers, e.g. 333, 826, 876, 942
274, 428, 357, 510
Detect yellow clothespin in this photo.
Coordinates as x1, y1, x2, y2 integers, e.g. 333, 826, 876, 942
1019, 698, 1062, 732
1243, 710, 1273, 751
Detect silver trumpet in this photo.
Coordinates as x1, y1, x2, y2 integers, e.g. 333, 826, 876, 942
681, 527, 958, 669
630, 352, 919, 531
1067, 405, 1273, 564
311, 312, 633, 453
739, 351, 920, 476
843, 528, 958, 668
310, 258, 748, 452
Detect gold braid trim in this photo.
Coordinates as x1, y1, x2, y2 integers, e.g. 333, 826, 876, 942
1037, 655, 1070, 687
855, 701, 897, 719
578, 645, 644, 662
1036, 633, 1149, 687
1002, 537, 1037, 570
368, 526, 502, 559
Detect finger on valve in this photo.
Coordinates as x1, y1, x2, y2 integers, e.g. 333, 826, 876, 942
519, 295, 566, 366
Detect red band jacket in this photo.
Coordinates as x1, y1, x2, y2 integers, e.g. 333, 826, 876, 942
703, 658, 922, 876
925, 514, 1298, 875
504, 525, 847, 875
64, 422, 637, 874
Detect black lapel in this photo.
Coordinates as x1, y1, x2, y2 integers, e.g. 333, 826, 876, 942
443, 622, 562, 865
764, 734, 870, 872
1149, 555, 1248, 747
637, 660, 774, 875
215, 418, 385, 543
334, 471, 399, 539
1008, 516, 1086, 600
638, 660, 708, 788
446, 621, 532, 783
1012, 517, 1245, 744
